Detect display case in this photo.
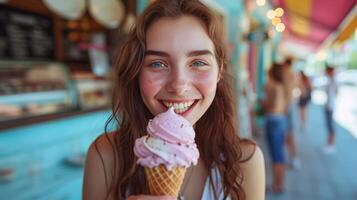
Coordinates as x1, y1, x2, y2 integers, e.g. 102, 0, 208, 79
0, 61, 77, 122
73, 73, 111, 109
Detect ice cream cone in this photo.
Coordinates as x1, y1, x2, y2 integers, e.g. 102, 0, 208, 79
145, 165, 186, 197
134, 108, 199, 197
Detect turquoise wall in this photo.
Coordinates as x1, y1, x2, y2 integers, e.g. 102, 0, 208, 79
0, 110, 110, 199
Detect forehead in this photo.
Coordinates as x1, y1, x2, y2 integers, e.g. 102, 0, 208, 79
145, 15, 215, 53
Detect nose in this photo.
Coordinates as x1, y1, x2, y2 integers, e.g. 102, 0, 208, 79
165, 67, 190, 95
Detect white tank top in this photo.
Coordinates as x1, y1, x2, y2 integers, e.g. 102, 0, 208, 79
201, 167, 231, 200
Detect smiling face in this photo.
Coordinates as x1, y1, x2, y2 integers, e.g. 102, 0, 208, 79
139, 15, 220, 125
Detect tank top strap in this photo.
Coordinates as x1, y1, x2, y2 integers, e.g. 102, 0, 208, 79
201, 166, 232, 200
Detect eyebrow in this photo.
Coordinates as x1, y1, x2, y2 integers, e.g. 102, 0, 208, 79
187, 50, 214, 57
145, 49, 214, 57
145, 50, 170, 57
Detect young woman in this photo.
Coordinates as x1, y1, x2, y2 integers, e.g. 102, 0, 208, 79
83, 1, 265, 200
324, 66, 338, 153
261, 63, 287, 193
298, 71, 312, 129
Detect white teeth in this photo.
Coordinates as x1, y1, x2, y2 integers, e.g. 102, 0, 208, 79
162, 100, 195, 113
179, 103, 184, 109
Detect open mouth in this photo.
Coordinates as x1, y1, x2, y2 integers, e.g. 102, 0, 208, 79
160, 100, 198, 114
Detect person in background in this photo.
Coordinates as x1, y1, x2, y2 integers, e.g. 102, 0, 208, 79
82, 1, 265, 200
298, 71, 312, 130
324, 65, 338, 154
261, 63, 287, 193
282, 57, 300, 169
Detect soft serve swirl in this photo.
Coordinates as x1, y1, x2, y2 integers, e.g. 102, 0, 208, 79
134, 107, 199, 170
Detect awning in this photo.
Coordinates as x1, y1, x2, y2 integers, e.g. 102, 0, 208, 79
272, 0, 356, 56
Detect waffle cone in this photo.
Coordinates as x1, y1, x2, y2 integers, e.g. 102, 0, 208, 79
144, 165, 186, 197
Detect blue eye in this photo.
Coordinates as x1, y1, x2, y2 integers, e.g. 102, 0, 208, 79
191, 60, 207, 67
149, 61, 166, 68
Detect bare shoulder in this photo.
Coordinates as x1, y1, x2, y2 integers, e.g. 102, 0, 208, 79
240, 142, 264, 169
90, 132, 116, 164
83, 133, 117, 200
240, 142, 265, 200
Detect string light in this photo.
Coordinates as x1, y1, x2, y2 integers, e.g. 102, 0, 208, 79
267, 10, 275, 19
275, 8, 284, 17
272, 17, 281, 26
276, 23, 285, 32
256, 0, 265, 6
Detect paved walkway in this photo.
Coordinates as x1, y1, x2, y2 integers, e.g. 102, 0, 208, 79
257, 102, 357, 200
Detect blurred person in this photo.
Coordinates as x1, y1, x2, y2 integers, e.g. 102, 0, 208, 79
324, 65, 338, 154
82, 1, 266, 200
261, 63, 287, 193
298, 71, 312, 130
282, 57, 300, 169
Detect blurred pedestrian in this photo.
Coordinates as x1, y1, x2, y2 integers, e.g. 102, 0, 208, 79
298, 71, 312, 130
324, 65, 338, 153
261, 63, 287, 193
282, 57, 300, 169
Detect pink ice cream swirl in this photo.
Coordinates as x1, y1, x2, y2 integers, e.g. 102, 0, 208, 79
134, 107, 199, 170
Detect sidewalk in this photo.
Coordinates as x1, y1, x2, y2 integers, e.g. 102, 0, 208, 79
257, 103, 357, 200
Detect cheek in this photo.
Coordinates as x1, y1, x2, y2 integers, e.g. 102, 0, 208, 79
194, 71, 218, 96
139, 71, 166, 100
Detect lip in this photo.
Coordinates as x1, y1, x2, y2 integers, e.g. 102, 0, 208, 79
161, 99, 195, 103
159, 99, 198, 117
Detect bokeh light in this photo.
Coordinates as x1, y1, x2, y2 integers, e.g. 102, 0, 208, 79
272, 17, 281, 26
256, 0, 265, 6
275, 7, 284, 17
267, 10, 276, 19
276, 22, 285, 32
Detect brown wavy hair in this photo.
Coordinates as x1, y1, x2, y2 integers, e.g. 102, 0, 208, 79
98, 0, 252, 199
269, 63, 284, 83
